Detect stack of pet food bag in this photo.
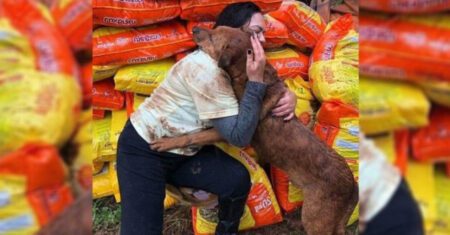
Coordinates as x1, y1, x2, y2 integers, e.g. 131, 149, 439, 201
92, 0, 359, 233
359, 1, 450, 234
0, 0, 92, 234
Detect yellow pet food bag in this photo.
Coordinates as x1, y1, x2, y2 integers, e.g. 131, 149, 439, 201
0, 69, 81, 155
309, 15, 359, 107
114, 58, 175, 95
406, 162, 436, 233
360, 77, 430, 135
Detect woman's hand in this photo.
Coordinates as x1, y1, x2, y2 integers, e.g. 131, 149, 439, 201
272, 90, 297, 121
150, 136, 188, 152
247, 33, 266, 83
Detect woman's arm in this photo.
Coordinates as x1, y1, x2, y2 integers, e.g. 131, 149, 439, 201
150, 128, 223, 152
210, 34, 266, 147
210, 81, 265, 147
150, 81, 266, 151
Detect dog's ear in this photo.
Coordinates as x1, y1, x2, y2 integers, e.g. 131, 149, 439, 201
192, 27, 211, 45
218, 52, 232, 68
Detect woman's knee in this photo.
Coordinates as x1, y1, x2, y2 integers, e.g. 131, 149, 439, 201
226, 161, 251, 197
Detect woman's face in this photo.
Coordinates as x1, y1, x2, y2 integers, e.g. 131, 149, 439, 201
246, 12, 266, 43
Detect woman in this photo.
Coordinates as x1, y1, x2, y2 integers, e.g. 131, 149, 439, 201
116, 2, 296, 235
360, 136, 424, 235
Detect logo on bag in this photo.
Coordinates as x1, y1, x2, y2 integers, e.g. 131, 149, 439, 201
36, 40, 58, 73
128, 56, 157, 64
305, 20, 321, 35
360, 26, 395, 43
60, 2, 88, 27
321, 42, 334, 60
240, 151, 257, 171
291, 32, 307, 43
104, 17, 137, 26
254, 198, 272, 213
286, 61, 304, 68
133, 34, 162, 43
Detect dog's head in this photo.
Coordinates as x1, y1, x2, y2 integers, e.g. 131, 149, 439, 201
192, 26, 252, 69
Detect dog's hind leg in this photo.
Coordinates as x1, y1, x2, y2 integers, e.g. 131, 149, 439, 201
333, 204, 354, 235
334, 183, 359, 235
301, 195, 336, 235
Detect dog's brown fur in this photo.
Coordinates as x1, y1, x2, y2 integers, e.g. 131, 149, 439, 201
164, 26, 358, 235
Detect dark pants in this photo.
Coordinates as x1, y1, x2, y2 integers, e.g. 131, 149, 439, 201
117, 120, 251, 235
363, 179, 424, 235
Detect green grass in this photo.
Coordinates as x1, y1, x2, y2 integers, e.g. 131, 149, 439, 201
93, 197, 121, 234
93, 197, 358, 235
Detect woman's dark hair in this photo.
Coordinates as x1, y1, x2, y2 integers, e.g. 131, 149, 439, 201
214, 2, 262, 29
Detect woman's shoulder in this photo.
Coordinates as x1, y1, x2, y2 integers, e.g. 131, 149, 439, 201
182, 50, 218, 67
174, 50, 222, 79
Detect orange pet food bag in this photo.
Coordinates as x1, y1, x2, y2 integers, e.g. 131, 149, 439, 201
412, 107, 450, 162
270, 166, 303, 213
27, 185, 74, 226
269, 0, 325, 48
359, 15, 450, 82
93, 79, 125, 110
0, 143, 74, 228
93, 21, 196, 65
394, 130, 409, 175
360, 0, 450, 13
180, 0, 282, 21
93, 109, 106, 120
263, 15, 288, 48
45, 0, 92, 51
0, 143, 67, 192
0, 0, 77, 76
266, 47, 309, 80
313, 101, 359, 178
80, 63, 93, 108
370, 130, 410, 176
125, 92, 148, 117
93, 0, 181, 27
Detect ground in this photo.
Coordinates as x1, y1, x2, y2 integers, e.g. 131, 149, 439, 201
93, 197, 358, 235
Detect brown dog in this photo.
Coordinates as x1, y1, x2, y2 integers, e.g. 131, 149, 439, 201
152, 26, 358, 235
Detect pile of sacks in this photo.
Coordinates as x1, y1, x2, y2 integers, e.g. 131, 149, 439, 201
359, 1, 450, 234
92, 0, 359, 233
0, 0, 92, 234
